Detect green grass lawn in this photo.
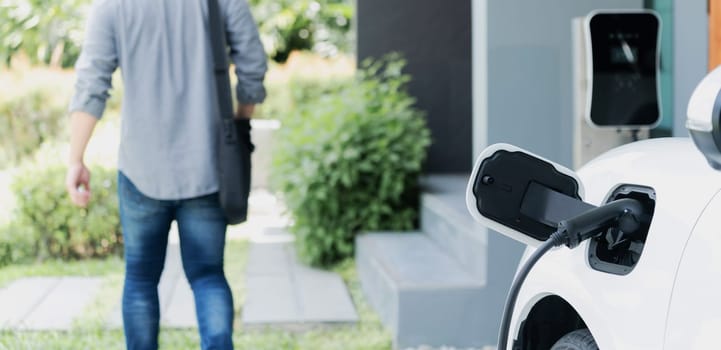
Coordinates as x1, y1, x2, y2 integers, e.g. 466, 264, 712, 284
0, 240, 391, 350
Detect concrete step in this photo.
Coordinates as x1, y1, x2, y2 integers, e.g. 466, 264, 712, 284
419, 174, 526, 347
356, 232, 487, 349
355, 174, 526, 348
421, 174, 488, 281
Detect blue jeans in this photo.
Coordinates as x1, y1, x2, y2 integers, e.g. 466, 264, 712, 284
118, 172, 234, 350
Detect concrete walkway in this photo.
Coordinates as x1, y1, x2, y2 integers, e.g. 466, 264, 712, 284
0, 190, 357, 331
106, 229, 359, 330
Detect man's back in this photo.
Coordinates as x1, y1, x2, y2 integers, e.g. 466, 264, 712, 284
70, 0, 267, 200
67, 2, 266, 349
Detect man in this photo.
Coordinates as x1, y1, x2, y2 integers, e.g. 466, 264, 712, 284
66, 0, 267, 349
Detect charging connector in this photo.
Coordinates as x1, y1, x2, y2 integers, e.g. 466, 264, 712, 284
557, 198, 643, 249
497, 198, 644, 350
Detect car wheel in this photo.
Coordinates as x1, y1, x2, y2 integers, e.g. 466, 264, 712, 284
550, 328, 599, 350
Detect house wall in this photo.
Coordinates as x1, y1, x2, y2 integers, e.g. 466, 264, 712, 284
357, 0, 472, 173
473, 0, 644, 168
672, 0, 708, 136
358, 0, 709, 170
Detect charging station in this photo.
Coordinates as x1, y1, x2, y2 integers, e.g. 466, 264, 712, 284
572, 10, 661, 168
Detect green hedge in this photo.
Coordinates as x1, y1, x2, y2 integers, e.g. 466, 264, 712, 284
258, 77, 351, 120
272, 55, 431, 266
0, 164, 122, 267
0, 90, 67, 169
0, 223, 36, 268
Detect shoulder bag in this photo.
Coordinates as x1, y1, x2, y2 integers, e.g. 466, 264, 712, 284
208, 0, 254, 224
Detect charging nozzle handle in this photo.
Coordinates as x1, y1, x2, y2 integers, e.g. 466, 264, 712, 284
496, 197, 643, 350
557, 198, 643, 248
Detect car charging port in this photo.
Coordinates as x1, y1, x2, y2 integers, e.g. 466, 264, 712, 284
497, 186, 647, 350
588, 185, 656, 275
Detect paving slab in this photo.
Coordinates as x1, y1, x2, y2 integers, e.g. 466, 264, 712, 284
0, 278, 60, 329
245, 241, 291, 275
294, 265, 358, 323
0, 277, 102, 331
242, 240, 358, 326
243, 275, 298, 323
162, 277, 197, 328
19, 277, 102, 330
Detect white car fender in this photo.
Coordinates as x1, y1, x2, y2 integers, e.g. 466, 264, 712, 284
509, 243, 620, 350
507, 138, 721, 350
663, 189, 721, 350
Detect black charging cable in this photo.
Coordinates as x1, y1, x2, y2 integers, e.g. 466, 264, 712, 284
496, 230, 566, 350
496, 198, 643, 350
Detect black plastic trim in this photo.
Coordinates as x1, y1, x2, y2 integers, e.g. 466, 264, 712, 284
472, 150, 582, 241
588, 184, 656, 275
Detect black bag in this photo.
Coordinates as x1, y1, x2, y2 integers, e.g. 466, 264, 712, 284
208, 0, 253, 224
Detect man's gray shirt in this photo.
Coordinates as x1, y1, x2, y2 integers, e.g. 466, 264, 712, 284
70, 0, 267, 200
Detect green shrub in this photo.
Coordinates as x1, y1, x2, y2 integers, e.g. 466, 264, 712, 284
258, 77, 351, 120
0, 223, 36, 268
0, 90, 67, 169
8, 164, 122, 263
272, 55, 431, 266
287, 77, 351, 105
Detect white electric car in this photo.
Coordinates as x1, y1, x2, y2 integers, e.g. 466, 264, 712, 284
466, 69, 721, 349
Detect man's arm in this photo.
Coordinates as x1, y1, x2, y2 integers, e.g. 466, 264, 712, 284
224, 0, 268, 118
66, 0, 118, 207
66, 112, 98, 207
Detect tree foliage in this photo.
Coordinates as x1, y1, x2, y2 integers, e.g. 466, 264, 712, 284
249, 0, 353, 63
0, 0, 90, 67
0, 0, 353, 67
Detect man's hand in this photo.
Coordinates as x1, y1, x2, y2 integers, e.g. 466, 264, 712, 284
67, 111, 98, 207
236, 103, 256, 119
66, 162, 92, 207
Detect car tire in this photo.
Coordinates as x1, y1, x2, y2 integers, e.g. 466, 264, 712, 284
550, 328, 599, 350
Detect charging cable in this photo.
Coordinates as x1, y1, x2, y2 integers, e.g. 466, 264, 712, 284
496, 198, 643, 350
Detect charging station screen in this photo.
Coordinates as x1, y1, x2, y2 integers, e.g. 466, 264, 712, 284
588, 13, 660, 127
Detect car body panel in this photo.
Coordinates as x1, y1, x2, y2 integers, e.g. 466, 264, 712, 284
508, 138, 721, 349
664, 190, 721, 349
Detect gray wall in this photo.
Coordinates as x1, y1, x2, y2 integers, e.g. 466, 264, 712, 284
470, 1, 643, 342
357, 0, 472, 173
473, 0, 644, 167
673, 0, 708, 136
